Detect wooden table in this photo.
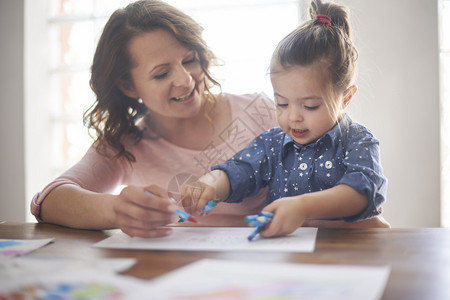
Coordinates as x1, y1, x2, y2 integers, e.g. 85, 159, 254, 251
1, 222, 450, 300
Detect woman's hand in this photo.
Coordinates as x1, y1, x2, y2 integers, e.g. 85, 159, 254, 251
113, 184, 178, 238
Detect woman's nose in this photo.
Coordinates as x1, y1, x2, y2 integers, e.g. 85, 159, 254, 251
173, 65, 192, 87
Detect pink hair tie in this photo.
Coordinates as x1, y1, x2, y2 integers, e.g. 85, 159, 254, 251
316, 14, 331, 25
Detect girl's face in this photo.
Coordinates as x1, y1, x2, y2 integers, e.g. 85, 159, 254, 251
121, 29, 205, 120
271, 65, 339, 145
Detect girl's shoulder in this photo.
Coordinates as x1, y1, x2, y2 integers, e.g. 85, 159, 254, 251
259, 126, 284, 138
342, 118, 380, 146
347, 119, 375, 136
248, 127, 285, 150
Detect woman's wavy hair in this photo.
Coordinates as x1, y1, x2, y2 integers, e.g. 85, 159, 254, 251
84, 0, 220, 162
270, 0, 358, 122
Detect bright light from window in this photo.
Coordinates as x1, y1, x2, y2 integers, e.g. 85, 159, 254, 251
440, 0, 450, 227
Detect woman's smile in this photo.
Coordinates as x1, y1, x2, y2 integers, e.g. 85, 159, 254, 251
171, 89, 195, 103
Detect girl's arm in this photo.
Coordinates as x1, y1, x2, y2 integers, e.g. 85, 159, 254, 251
261, 184, 368, 237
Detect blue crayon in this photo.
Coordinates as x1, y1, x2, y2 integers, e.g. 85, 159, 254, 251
244, 215, 259, 227
173, 207, 198, 223
244, 211, 274, 241
201, 200, 218, 214
245, 212, 274, 226
168, 197, 198, 223
247, 226, 264, 241
144, 190, 198, 223
259, 211, 275, 218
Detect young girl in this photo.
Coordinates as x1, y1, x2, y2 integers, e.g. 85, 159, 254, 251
182, 0, 389, 237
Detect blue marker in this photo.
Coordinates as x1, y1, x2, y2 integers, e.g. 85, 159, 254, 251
244, 211, 274, 241
171, 202, 198, 223
201, 200, 218, 214
144, 190, 198, 223
247, 226, 265, 242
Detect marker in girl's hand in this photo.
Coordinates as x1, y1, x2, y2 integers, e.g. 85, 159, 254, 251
144, 190, 197, 223
201, 200, 218, 214
244, 211, 274, 241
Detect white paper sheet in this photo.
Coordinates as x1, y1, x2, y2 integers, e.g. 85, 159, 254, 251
94, 227, 317, 252
147, 259, 391, 300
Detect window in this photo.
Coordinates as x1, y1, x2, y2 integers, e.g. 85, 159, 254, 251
25, 0, 300, 221
440, 0, 450, 227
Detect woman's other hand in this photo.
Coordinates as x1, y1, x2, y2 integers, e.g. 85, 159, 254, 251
113, 184, 178, 237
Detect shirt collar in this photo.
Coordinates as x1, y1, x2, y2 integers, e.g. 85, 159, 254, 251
282, 114, 352, 154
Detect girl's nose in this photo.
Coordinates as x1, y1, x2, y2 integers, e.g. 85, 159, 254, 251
173, 65, 192, 87
288, 106, 303, 122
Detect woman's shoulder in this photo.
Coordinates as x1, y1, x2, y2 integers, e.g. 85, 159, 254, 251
224, 92, 274, 108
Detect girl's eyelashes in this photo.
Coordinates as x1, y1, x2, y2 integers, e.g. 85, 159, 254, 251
276, 103, 320, 110
305, 105, 320, 111
276, 103, 288, 107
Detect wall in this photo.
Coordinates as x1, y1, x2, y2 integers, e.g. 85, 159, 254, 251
341, 0, 440, 227
0, 0, 26, 222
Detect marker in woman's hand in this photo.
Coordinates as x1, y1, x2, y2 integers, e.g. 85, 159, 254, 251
169, 197, 198, 223
144, 190, 198, 223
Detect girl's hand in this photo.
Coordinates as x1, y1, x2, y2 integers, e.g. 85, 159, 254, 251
180, 182, 216, 215
112, 184, 178, 238
260, 195, 307, 238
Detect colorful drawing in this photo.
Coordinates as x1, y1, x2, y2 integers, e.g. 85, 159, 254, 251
0, 240, 23, 248
0, 239, 53, 257
148, 259, 391, 300
0, 270, 153, 300
0, 281, 123, 300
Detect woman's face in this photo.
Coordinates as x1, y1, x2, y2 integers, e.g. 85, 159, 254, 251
122, 29, 205, 120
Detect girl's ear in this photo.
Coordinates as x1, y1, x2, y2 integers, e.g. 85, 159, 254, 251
343, 85, 357, 108
117, 79, 139, 98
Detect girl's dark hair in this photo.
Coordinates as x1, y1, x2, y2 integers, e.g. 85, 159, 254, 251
270, 0, 358, 119
84, 0, 220, 162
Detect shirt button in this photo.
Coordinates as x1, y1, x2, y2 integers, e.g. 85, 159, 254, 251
299, 163, 308, 170
325, 161, 333, 169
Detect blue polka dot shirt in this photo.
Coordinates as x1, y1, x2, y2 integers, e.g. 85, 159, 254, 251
212, 116, 387, 222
